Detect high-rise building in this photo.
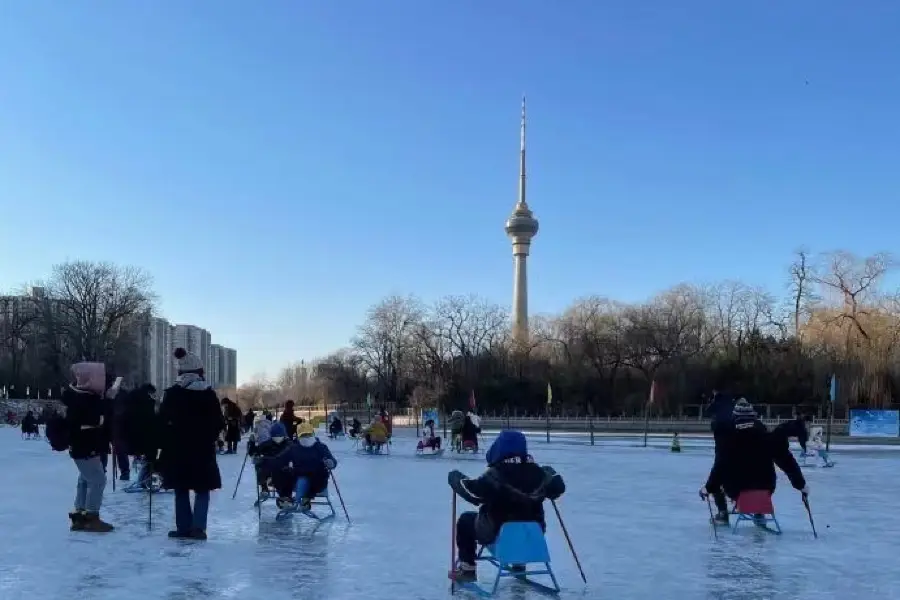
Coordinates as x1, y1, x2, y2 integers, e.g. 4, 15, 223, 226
148, 317, 174, 391
222, 347, 237, 388
209, 343, 223, 388
505, 97, 539, 344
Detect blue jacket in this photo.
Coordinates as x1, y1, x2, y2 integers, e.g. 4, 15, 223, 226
270, 438, 336, 475
705, 394, 735, 432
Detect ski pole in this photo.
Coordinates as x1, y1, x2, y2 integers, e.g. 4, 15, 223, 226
111, 452, 117, 492
802, 495, 818, 539
232, 451, 249, 499
551, 499, 587, 584
329, 471, 351, 523
705, 496, 718, 540
449, 491, 457, 593
148, 478, 153, 531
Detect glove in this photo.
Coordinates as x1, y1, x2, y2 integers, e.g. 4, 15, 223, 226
801, 485, 810, 497
698, 486, 709, 500
324, 458, 336, 470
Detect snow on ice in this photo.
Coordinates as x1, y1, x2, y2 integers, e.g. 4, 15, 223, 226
0, 427, 896, 599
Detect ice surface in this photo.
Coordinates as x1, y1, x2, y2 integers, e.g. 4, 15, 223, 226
0, 427, 897, 600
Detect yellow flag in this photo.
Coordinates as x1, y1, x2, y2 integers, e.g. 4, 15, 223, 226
547, 383, 553, 405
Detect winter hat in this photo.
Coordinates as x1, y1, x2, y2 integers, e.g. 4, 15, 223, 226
173, 347, 204, 374
297, 423, 315, 438
71, 362, 106, 396
486, 430, 528, 465
270, 423, 287, 439
732, 398, 757, 422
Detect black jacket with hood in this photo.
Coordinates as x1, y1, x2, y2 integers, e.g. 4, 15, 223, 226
448, 431, 565, 544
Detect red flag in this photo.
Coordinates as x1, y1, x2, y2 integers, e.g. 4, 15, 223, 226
469, 390, 477, 410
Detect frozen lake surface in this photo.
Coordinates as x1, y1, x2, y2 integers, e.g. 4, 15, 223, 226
0, 427, 896, 599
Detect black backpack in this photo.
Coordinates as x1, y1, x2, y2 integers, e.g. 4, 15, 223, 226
46, 415, 71, 452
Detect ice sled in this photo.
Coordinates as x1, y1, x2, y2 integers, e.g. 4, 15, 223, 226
123, 472, 170, 494
453, 521, 560, 597
416, 448, 445, 458
256, 485, 337, 521
354, 438, 391, 455
731, 490, 781, 535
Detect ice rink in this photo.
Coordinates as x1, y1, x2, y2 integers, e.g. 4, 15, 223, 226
0, 427, 896, 600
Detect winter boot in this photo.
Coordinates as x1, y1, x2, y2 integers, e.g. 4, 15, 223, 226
68, 510, 87, 531
452, 562, 477, 583
276, 496, 295, 510
119, 471, 130, 481
189, 529, 208, 541
299, 497, 312, 512
711, 510, 729, 526
81, 512, 114, 533
168, 530, 192, 539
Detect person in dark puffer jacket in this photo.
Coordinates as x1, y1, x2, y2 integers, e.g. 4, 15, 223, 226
265, 423, 337, 511
62, 362, 114, 533
448, 430, 565, 582
158, 348, 225, 540
772, 414, 811, 455
701, 399, 808, 526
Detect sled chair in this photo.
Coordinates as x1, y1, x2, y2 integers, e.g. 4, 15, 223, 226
258, 485, 338, 521
467, 521, 560, 596
731, 490, 781, 535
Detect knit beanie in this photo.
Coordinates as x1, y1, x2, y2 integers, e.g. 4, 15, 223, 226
173, 347, 204, 374
732, 398, 757, 423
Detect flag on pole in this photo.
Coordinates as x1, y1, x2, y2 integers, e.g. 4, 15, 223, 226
829, 374, 837, 404
469, 390, 476, 411
366, 393, 372, 408
547, 383, 553, 406
649, 380, 657, 405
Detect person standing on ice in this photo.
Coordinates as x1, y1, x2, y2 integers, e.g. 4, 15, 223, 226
268, 422, 337, 511
700, 399, 808, 526
447, 430, 565, 583
62, 362, 115, 533
158, 348, 225, 540
279, 400, 304, 439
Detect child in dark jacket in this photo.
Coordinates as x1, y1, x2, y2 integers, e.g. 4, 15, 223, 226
62, 362, 114, 533
264, 423, 337, 510
250, 422, 294, 495
448, 430, 565, 582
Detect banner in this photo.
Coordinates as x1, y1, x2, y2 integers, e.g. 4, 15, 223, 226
849, 409, 900, 438
422, 408, 439, 428
547, 383, 552, 406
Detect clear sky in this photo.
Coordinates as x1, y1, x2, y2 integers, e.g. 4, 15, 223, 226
1, 1, 898, 384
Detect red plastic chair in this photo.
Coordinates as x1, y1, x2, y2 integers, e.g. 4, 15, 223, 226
732, 490, 781, 534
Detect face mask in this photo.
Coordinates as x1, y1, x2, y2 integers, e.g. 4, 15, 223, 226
272, 436, 285, 444
298, 436, 315, 448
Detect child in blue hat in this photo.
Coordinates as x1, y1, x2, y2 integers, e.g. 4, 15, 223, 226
448, 430, 565, 582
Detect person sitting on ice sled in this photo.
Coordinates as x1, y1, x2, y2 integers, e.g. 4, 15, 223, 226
448, 430, 565, 583
417, 418, 441, 451
460, 411, 482, 451
363, 418, 389, 451
700, 399, 808, 526
328, 416, 344, 439
250, 422, 293, 496
670, 432, 681, 453
348, 417, 362, 438
448, 410, 465, 449
265, 423, 337, 510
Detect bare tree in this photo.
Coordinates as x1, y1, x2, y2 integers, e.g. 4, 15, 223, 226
39, 261, 156, 367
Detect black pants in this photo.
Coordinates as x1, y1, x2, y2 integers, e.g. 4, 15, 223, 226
456, 512, 483, 564
114, 447, 130, 478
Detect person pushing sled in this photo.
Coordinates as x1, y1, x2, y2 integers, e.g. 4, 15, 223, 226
700, 399, 808, 529
447, 430, 565, 583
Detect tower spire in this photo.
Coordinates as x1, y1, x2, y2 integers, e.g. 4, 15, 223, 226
517, 95, 527, 208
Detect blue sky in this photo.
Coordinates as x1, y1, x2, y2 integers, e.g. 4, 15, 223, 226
2, 2, 898, 384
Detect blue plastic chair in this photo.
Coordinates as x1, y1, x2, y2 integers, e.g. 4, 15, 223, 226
471, 521, 560, 596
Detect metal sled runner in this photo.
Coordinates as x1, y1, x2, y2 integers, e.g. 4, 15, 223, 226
256, 486, 338, 521
455, 521, 560, 597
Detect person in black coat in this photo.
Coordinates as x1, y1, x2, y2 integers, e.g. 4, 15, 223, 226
123, 384, 162, 488
448, 430, 565, 582
772, 415, 811, 454
158, 348, 225, 540
62, 362, 115, 533
221, 398, 243, 454
701, 399, 808, 525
